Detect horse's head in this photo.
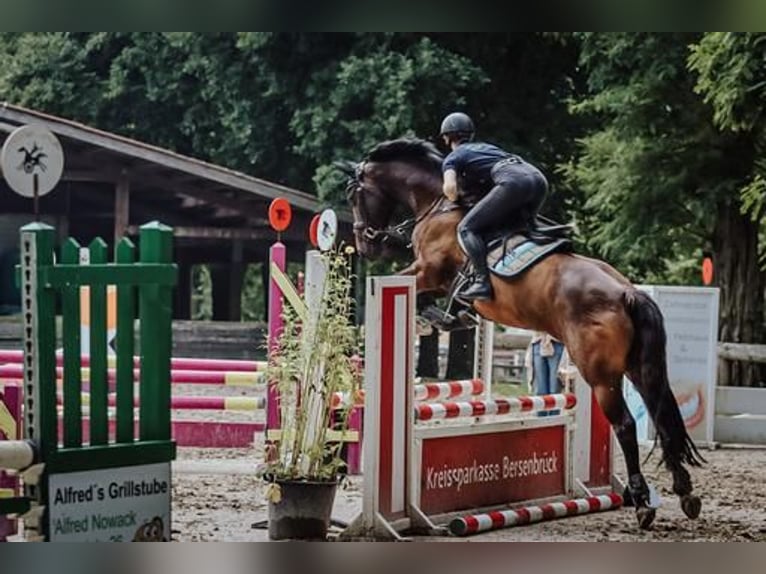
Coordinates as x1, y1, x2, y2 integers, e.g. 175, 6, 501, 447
339, 161, 397, 258
340, 138, 444, 259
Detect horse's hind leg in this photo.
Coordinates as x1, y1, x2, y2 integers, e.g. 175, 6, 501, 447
592, 382, 656, 529
669, 457, 701, 519
628, 369, 702, 520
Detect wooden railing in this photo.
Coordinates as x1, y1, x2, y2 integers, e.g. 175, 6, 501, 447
718, 342, 766, 364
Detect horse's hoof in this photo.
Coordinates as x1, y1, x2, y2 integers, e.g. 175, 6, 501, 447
636, 507, 656, 530
415, 316, 435, 337
680, 495, 701, 519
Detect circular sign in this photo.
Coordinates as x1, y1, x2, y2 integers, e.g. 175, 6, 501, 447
1, 124, 64, 198
268, 198, 292, 232
317, 209, 338, 251
309, 214, 321, 248
702, 256, 714, 286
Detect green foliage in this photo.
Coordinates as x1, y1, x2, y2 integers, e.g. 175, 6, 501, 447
289, 36, 488, 203
689, 33, 766, 133
0, 33, 106, 120
690, 33, 766, 251
2, 32, 762, 291
262, 247, 360, 482
241, 264, 265, 322
565, 33, 744, 282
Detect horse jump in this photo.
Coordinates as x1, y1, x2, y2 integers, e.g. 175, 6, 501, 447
342, 276, 619, 539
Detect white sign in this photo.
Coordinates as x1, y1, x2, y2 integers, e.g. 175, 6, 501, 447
47, 462, 171, 542
317, 209, 338, 251
624, 286, 719, 446
1, 124, 64, 198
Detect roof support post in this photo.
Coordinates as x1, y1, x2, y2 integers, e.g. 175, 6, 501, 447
114, 173, 130, 245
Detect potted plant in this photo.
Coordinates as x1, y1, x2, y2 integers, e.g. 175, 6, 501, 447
261, 246, 361, 541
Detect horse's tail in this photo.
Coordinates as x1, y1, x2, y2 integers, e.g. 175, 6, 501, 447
623, 289, 705, 468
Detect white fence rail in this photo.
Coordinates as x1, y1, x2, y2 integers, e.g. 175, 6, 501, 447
714, 386, 766, 444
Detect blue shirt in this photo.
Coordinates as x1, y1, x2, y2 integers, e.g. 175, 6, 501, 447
442, 142, 513, 194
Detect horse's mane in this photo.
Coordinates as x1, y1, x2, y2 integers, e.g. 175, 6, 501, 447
365, 138, 443, 175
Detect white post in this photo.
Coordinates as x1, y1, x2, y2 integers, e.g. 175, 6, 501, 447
342, 276, 416, 540
473, 319, 494, 398
299, 250, 328, 474
303, 250, 326, 316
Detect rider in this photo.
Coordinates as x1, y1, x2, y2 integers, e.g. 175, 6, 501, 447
440, 112, 549, 301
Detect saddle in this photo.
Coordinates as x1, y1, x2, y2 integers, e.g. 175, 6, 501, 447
420, 219, 573, 333
461, 218, 574, 279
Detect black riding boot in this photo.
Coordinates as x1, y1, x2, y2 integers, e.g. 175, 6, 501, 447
458, 227, 493, 301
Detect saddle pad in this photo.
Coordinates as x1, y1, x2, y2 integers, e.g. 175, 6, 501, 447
487, 235, 571, 278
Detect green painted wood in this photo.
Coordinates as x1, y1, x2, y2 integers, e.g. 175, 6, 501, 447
138, 222, 175, 442
61, 239, 83, 448
40, 264, 177, 287
19, 223, 57, 533
88, 238, 109, 446
15, 222, 178, 540
115, 238, 136, 444
48, 441, 176, 473
20, 224, 58, 455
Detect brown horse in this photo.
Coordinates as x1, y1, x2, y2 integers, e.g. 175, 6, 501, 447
344, 138, 704, 529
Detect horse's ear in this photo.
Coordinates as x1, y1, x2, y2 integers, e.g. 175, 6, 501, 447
333, 160, 357, 177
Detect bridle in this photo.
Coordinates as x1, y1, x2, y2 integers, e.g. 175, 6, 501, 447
346, 161, 458, 249
346, 162, 411, 248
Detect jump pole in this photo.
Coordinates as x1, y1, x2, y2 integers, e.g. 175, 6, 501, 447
448, 493, 624, 536
0, 350, 267, 373
0, 364, 264, 386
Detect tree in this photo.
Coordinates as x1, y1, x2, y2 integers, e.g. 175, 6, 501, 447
689, 32, 766, 386
567, 33, 765, 386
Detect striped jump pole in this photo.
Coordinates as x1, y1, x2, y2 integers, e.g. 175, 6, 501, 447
0, 350, 266, 373
448, 493, 624, 536
0, 364, 263, 386
415, 393, 577, 422
59, 418, 265, 449
56, 393, 265, 412
414, 379, 484, 402
329, 380, 486, 409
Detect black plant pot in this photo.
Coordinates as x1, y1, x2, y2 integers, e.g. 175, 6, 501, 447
268, 478, 338, 541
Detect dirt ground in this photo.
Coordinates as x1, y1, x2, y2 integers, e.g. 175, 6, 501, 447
171, 443, 766, 542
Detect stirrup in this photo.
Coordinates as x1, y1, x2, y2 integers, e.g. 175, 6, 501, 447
420, 305, 477, 332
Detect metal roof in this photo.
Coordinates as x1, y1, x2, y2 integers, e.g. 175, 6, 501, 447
0, 102, 350, 239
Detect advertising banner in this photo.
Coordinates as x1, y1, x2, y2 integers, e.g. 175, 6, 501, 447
419, 424, 565, 515
48, 462, 171, 542
623, 286, 719, 445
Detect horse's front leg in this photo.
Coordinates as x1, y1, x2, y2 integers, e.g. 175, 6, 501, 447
397, 259, 442, 294
397, 260, 420, 277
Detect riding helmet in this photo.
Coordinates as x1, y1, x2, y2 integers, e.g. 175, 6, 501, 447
439, 112, 475, 138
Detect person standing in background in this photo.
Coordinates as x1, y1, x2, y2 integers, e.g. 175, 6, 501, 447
526, 331, 565, 416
